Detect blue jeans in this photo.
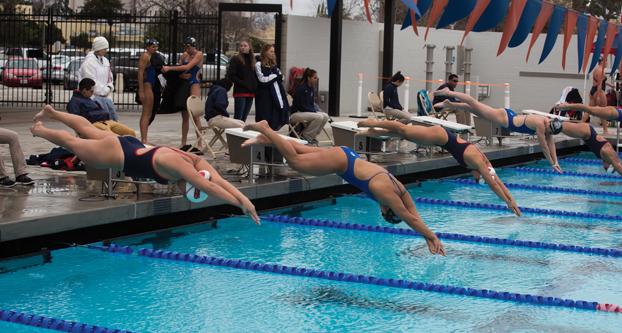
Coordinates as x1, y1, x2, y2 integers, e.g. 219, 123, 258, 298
234, 97, 253, 121
93, 96, 118, 121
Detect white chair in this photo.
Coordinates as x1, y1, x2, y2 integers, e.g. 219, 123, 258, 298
186, 96, 226, 159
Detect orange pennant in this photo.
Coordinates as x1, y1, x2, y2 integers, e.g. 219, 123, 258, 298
601, 22, 618, 65
525, 1, 553, 62
410, 9, 419, 36
561, 10, 578, 69
581, 16, 599, 73
460, 0, 492, 46
424, 0, 449, 41
364, 0, 372, 23
497, 0, 527, 56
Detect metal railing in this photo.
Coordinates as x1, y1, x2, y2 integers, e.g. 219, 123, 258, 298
0, 9, 219, 110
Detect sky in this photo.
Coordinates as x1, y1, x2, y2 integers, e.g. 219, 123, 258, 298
254, 0, 318, 16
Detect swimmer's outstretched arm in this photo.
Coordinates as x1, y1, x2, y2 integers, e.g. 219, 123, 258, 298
535, 124, 561, 173
474, 167, 521, 216
557, 103, 617, 120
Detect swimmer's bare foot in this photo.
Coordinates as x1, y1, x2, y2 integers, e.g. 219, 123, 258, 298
433, 99, 456, 112
241, 133, 270, 148
358, 119, 381, 128
33, 105, 54, 122
243, 120, 270, 133
31, 121, 44, 137
434, 87, 452, 97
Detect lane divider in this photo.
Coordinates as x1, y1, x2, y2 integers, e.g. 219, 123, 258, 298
447, 179, 622, 198
513, 167, 621, 180
413, 197, 622, 221
561, 157, 603, 166
0, 308, 134, 333
88, 244, 622, 314
261, 215, 622, 258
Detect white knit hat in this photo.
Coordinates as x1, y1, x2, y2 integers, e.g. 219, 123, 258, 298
92, 36, 109, 52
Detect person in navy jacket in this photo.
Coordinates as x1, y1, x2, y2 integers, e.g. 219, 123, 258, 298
382, 71, 410, 121
204, 79, 245, 129
290, 68, 329, 144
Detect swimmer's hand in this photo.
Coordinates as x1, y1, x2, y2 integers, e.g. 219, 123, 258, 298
241, 201, 261, 225
508, 202, 521, 217
552, 163, 563, 173
426, 236, 446, 256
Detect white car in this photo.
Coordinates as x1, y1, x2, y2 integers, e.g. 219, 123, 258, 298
201, 54, 229, 82
41, 55, 71, 83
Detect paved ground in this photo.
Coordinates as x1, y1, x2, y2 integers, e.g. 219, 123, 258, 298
0, 107, 588, 248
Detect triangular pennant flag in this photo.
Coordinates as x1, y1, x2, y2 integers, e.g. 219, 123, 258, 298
588, 20, 608, 73
473, 0, 509, 32
400, 0, 422, 17
576, 14, 587, 72
364, 0, 372, 23
526, 1, 553, 62
460, 0, 493, 45
509, 0, 541, 48
601, 22, 618, 66
424, 0, 449, 41
415, 0, 433, 19
611, 26, 622, 76
327, 0, 337, 17
562, 10, 578, 70
538, 5, 566, 64
401, 10, 412, 30
497, 0, 527, 56
581, 16, 599, 73
437, 0, 476, 29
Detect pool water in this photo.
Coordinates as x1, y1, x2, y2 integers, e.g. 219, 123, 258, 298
0, 152, 621, 332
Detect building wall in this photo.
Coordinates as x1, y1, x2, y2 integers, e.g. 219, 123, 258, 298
284, 15, 594, 115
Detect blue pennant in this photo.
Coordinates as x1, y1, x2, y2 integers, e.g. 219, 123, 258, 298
588, 20, 607, 73
576, 14, 587, 72
538, 5, 566, 64
437, 0, 477, 29
473, 0, 510, 32
509, 0, 541, 48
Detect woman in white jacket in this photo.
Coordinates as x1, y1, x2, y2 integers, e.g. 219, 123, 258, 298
79, 36, 118, 121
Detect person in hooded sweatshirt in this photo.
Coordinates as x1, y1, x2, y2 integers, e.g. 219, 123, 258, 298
79, 36, 117, 122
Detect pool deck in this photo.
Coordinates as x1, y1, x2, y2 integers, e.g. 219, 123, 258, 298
0, 109, 593, 254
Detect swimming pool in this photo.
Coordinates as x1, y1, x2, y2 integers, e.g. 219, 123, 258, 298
0, 152, 621, 332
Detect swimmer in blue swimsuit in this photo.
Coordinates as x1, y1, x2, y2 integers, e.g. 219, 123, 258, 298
31, 105, 260, 224
560, 121, 622, 175
242, 120, 445, 256
358, 119, 521, 216
161, 36, 205, 150
434, 88, 562, 173
557, 103, 622, 123
138, 38, 160, 144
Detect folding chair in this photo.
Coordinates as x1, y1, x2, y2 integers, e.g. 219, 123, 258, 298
367, 92, 384, 119
418, 89, 453, 120
186, 95, 227, 159
287, 94, 333, 144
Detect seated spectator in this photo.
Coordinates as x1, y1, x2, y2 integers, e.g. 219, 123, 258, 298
0, 127, 34, 187
204, 79, 245, 129
433, 74, 468, 124
290, 68, 329, 144
382, 71, 410, 121
67, 78, 136, 137
552, 87, 584, 120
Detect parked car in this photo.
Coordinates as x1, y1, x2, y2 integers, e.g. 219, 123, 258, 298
5, 47, 47, 59
110, 56, 139, 92
41, 55, 70, 83
63, 57, 84, 90
200, 53, 229, 82
1, 58, 42, 88
58, 49, 86, 60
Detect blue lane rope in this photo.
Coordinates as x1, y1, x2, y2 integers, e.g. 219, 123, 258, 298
513, 167, 622, 179
560, 157, 603, 166
88, 244, 622, 314
447, 179, 622, 198
0, 308, 134, 333
413, 197, 622, 221
261, 215, 622, 258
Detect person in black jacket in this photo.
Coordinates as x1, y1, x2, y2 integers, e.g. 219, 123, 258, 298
254, 44, 289, 131
290, 68, 329, 144
204, 79, 244, 129
382, 71, 410, 121
228, 40, 258, 122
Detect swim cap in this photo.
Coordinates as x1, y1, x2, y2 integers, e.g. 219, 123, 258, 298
382, 208, 402, 224
185, 170, 211, 203
145, 38, 159, 47
183, 36, 197, 47
549, 118, 563, 135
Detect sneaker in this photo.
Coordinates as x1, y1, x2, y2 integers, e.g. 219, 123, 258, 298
0, 177, 16, 188
15, 174, 34, 185
179, 144, 192, 151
